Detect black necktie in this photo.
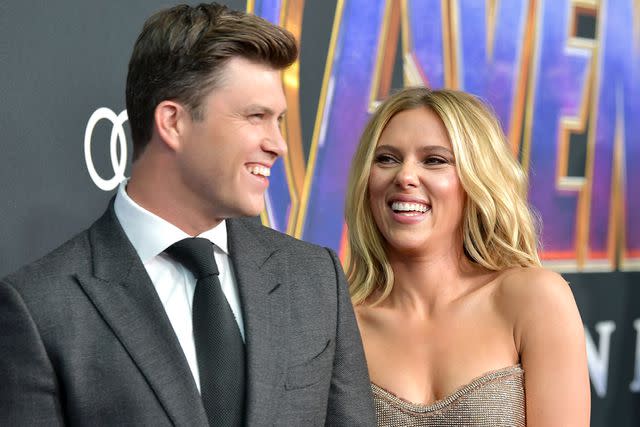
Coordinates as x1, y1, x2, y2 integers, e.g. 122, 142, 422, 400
165, 238, 245, 427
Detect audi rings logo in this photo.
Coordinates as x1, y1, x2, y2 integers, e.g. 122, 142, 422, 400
84, 108, 129, 191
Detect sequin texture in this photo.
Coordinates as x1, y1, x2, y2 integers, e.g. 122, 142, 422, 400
372, 365, 525, 426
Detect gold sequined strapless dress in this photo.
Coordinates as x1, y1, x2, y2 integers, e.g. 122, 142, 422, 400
372, 365, 525, 426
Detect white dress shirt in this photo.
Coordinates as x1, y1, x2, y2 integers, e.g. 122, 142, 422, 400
113, 180, 245, 391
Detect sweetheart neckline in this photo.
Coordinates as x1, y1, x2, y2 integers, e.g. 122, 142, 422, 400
371, 364, 523, 413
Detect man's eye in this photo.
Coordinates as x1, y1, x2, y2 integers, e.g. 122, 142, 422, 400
249, 113, 265, 121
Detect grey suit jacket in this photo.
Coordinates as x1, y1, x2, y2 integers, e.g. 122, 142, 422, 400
0, 205, 375, 426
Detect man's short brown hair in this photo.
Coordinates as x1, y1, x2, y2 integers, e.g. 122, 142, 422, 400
125, 2, 298, 160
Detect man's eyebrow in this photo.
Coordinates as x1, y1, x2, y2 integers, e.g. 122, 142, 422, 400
244, 104, 287, 116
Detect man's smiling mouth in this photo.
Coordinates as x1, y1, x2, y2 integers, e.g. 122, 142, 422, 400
247, 165, 271, 177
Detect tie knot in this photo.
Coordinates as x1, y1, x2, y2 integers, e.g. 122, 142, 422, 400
165, 237, 219, 279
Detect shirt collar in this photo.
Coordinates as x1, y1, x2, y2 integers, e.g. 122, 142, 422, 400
113, 180, 229, 263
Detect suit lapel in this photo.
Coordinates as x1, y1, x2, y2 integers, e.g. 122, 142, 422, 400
227, 218, 289, 426
76, 206, 208, 427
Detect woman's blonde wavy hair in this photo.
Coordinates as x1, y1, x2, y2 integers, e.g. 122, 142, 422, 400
345, 87, 541, 305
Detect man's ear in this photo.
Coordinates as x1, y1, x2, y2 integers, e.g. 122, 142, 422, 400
154, 100, 190, 151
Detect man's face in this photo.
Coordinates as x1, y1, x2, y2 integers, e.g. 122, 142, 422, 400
176, 57, 287, 221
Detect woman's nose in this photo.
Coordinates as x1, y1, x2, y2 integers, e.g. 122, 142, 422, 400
394, 163, 419, 188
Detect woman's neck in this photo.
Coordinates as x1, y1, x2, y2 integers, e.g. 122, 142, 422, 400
383, 248, 495, 318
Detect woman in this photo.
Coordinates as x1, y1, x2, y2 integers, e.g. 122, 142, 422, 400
345, 88, 589, 426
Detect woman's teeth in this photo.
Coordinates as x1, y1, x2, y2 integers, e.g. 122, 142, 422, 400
391, 201, 429, 213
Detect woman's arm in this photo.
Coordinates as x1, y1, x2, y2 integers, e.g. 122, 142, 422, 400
503, 268, 590, 426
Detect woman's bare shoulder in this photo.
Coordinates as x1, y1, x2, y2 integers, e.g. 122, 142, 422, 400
493, 267, 578, 324
493, 270, 589, 425
494, 266, 571, 303
353, 298, 389, 330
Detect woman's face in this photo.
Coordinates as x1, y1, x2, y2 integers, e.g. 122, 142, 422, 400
368, 106, 466, 256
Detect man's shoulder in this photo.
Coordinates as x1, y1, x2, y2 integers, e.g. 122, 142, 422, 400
231, 216, 331, 255
231, 218, 344, 292
2, 229, 92, 288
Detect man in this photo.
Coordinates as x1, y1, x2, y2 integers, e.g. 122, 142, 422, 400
0, 3, 374, 426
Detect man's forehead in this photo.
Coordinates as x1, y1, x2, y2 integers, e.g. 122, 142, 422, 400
216, 57, 283, 83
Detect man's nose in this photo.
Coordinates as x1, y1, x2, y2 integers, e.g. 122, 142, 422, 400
264, 121, 288, 158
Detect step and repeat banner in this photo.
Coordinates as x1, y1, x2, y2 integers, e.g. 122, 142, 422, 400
1, 0, 638, 424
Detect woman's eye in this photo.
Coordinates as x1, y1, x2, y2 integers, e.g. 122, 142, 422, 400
374, 154, 397, 164
424, 156, 447, 165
